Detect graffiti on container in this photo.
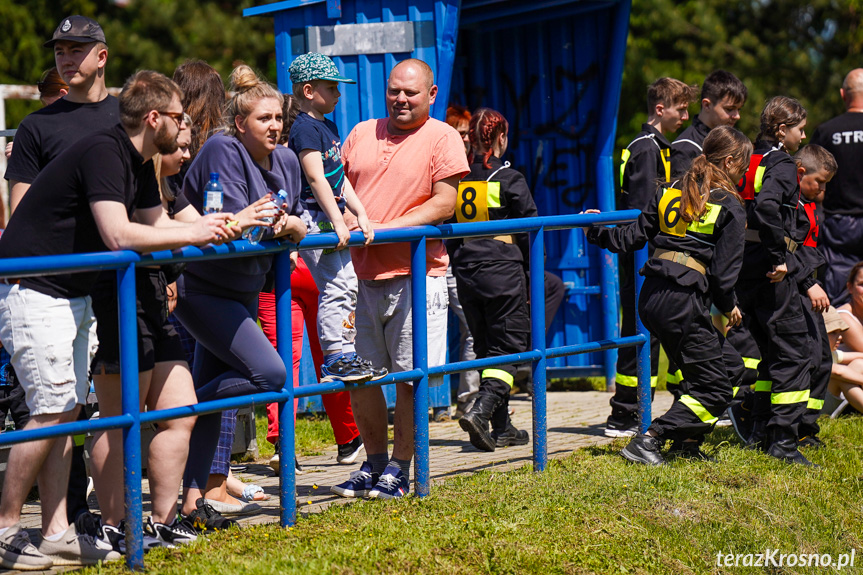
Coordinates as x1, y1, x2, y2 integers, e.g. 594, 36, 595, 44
493, 63, 599, 209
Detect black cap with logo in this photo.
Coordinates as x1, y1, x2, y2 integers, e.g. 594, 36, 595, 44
44, 15, 107, 48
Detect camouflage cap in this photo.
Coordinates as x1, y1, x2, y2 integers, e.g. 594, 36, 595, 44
289, 53, 356, 85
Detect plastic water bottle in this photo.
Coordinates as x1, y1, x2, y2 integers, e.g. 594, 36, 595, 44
243, 189, 288, 245
203, 172, 223, 214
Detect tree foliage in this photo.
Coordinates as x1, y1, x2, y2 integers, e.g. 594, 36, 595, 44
4, 0, 863, 142
619, 0, 863, 146
0, 0, 276, 126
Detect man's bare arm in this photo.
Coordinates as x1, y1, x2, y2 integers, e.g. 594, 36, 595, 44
376, 175, 459, 228
9, 181, 30, 215
91, 202, 231, 252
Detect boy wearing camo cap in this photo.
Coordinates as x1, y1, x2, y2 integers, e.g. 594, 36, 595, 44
287, 53, 385, 385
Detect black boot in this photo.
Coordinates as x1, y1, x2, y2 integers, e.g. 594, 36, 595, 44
668, 440, 715, 462
621, 433, 666, 466
745, 420, 767, 451
459, 393, 502, 452
490, 398, 529, 448
766, 428, 817, 466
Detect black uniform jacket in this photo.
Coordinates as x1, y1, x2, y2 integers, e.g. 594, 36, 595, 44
619, 123, 672, 212
587, 182, 746, 314
450, 156, 539, 266
670, 115, 711, 179
739, 141, 799, 275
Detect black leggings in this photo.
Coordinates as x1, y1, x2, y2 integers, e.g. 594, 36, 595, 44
174, 275, 286, 490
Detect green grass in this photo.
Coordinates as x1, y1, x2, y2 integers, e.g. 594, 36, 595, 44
86, 417, 863, 574
254, 407, 336, 458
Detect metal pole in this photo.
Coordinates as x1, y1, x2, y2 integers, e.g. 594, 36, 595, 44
275, 249, 296, 526
634, 243, 651, 433
594, 0, 632, 391
530, 228, 547, 471
118, 264, 143, 570
411, 238, 430, 497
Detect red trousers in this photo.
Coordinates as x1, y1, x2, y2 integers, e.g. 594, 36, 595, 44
260, 257, 359, 445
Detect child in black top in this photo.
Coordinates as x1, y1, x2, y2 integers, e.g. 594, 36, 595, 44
735, 96, 815, 465
608, 78, 699, 437
791, 145, 838, 448
586, 126, 751, 465
452, 108, 538, 452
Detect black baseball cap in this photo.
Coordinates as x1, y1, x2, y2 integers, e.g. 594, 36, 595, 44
44, 15, 107, 48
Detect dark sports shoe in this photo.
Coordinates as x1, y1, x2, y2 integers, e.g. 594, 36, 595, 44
143, 516, 197, 547
798, 435, 825, 449
604, 417, 637, 438
0, 523, 54, 570
621, 433, 666, 466
321, 357, 374, 383
73, 511, 102, 538
179, 499, 239, 533
336, 435, 364, 464
97, 521, 163, 554
350, 355, 388, 381
668, 440, 715, 462
331, 462, 379, 498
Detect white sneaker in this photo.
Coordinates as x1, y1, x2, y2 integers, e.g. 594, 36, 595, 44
0, 524, 53, 570
38, 523, 122, 566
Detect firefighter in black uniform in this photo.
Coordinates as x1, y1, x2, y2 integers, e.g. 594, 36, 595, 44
454, 108, 536, 452
735, 96, 814, 465
587, 126, 750, 465
791, 145, 838, 448
608, 78, 698, 438
670, 70, 748, 178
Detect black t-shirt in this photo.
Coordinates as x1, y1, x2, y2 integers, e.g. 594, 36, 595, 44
810, 112, 863, 216
4, 96, 120, 184
0, 124, 161, 299
288, 113, 348, 212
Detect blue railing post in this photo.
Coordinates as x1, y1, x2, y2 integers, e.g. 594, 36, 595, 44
633, 243, 651, 434
275, 249, 296, 526
529, 228, 547, 471
411, 238, 430, 497
118, 263, 144, 570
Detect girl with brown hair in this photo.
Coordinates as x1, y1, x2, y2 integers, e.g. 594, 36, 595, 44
586, 125, 751, 465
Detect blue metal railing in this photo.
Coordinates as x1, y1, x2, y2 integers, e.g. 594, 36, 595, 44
0, 210, 649, 569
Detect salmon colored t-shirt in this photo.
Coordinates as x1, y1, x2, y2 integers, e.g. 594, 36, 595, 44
343, 118, 469, 280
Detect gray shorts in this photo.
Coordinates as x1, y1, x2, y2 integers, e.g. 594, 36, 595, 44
355, 275, 448, 386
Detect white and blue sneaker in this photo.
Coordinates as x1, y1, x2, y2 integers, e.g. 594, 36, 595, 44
331, 462, 379, 498
368, 470, 409, 500
321, 357, 374, 383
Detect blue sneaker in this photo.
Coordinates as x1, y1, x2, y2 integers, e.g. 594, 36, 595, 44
321, 357, 373, 383
331, 462, 379, 498
368, 470, 409, 499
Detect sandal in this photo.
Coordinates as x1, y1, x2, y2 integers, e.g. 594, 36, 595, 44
242, 484, 269, 502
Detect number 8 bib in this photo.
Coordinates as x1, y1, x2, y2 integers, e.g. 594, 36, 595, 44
457, 181, 499, 223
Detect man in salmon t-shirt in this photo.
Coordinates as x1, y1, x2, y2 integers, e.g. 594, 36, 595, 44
330, 59, 469, 500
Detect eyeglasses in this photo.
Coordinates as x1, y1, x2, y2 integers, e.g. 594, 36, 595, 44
158, 110, 187, 128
